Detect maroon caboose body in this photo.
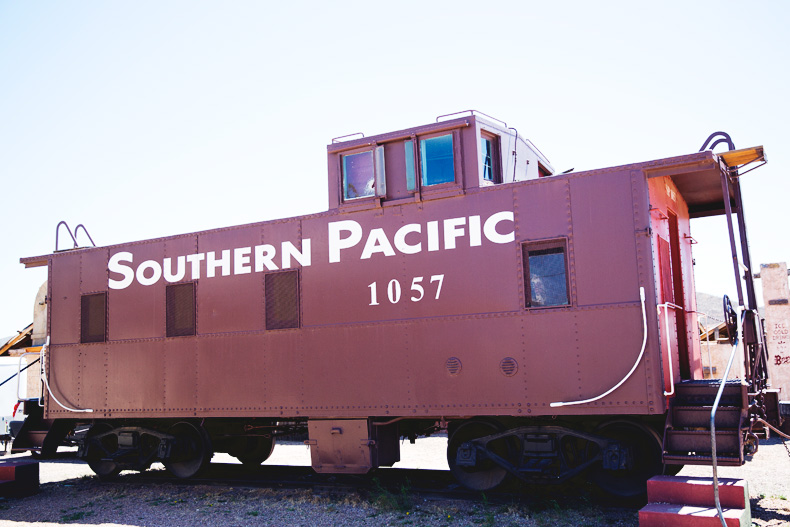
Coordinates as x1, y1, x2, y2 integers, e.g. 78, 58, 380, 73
19, 112, 770, 494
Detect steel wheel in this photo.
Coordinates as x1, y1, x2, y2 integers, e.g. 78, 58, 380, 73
85, 423, 121, 480
163, 422, 213, 479
447, 419, 513, 491
586, 420, 663, 497
234, 436, 275, 467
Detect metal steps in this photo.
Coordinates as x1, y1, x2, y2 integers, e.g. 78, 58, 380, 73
663, 381, 748, 466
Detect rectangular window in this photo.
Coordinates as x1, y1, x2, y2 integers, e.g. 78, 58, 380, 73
166, 283, 196, 337
342, 147, 386, 201
265, 271, 300, 330
480, 133, 500, 183
523, 240, 570, 308
404, 140, 416, 191
81, 293, 106, 343
342, 151, 375, 200
420, 134, 455, 186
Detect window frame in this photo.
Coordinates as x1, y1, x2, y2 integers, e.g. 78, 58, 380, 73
418, 131, 458, 188
264, 269, 301, 330
80, 292, 107, 343
166, 282, 197, 338
522, 238, 572, 309
480, 131, 502, 184
340, 146, 386, 203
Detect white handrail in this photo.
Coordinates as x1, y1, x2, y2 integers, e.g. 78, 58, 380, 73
657, 302, 684, 397
15, 352, 41, 402
551, 287, 647, 408
40, 337, 93, 413
711, 309, 742, 527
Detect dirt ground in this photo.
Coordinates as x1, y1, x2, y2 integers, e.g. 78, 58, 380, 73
0, 436, 788, 526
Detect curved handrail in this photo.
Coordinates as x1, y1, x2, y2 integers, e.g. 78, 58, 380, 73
55, 221, 78, 252
711, 309, 744, 527
40, 337, 94, 413
73, 224, 96, 247
551, 287, 647, 408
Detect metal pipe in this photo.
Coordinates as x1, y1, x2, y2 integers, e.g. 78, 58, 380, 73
658, 302, 684, 396
711, 310, 743, 527
720, 171, 745, 307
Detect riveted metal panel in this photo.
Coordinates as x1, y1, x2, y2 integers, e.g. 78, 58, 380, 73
161, 337, 198, 414
301, 189, 519, 328
104, 340, 165, 413
50, 255, 81, 345
570, 170, 640, 306
300, 325, 411, 414
79, 248, 109, 294
406, 316, 525, 415
108, 242, 167, 340
45, 344, 84, 417
196, 225, 264, 334
195, 334, 265, 413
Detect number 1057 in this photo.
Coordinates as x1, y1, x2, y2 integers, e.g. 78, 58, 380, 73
368, 275, 444, 305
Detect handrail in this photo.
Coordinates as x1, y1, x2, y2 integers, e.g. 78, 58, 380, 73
12, 353, 41, 402
550, 287, 647, 407
711, 309, 744, 527
657, 302, 684, 396
55, 221, 78, 252
73, 224, 96, 247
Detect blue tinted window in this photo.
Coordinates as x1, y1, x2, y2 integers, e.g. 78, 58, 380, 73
420, 134, 454, 186
481, 137, 494, 181
342, 151, 375, 200
404, 140, 416, 191
526, 247, 569, 307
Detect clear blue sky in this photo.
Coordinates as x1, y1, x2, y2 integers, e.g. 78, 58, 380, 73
1, 1, 788, 336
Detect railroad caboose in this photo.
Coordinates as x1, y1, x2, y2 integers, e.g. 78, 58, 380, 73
18, 111, 772, 495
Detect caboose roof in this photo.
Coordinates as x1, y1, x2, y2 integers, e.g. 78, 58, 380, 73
642, 146, 765, 218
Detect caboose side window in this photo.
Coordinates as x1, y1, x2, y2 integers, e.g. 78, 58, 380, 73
342, 147, 386, 201
265, 270, 300, 330
342, 151, 375, 200
80, 292, 106, 343
522, 240, 570, 308
420, 134, 455, 186
480, 133, 500, 183
404, 140, 416, 191
166, 283, 196, 337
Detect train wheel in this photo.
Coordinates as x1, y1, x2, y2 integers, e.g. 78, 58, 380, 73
85, 423, 121, 480
164, 422, 213, 479
234, 436, 275, 467
447, 419, 513, 491
586, 420, 663, 498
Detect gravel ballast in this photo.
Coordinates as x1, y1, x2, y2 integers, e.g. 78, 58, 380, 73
0, 436, 788, 526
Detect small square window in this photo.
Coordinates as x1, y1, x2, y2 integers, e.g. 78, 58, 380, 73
81, 293, 106, 343
166, 283, 196, 337
265, 271, 300, 330
523, 241, 570, 308
420, 134, 455, 186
